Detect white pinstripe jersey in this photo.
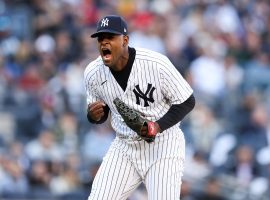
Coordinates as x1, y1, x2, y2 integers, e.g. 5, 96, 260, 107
84, 47, 193, 139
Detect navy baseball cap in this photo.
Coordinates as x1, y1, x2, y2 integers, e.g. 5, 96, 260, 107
91, 15, 128, 38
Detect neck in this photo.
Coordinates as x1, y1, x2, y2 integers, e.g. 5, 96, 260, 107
113, 47, 129, 71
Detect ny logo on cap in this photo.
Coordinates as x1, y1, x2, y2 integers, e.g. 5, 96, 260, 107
101, 18, 109, 27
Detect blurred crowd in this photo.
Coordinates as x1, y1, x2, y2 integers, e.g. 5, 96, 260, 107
0, 0, 270, 199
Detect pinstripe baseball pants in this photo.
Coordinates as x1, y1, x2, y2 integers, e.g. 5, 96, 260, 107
88, 130, 185, 200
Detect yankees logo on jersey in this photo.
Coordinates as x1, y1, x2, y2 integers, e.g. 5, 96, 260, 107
133, 83, 156, 107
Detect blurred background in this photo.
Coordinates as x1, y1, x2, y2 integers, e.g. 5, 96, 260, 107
0, 0, 269, 199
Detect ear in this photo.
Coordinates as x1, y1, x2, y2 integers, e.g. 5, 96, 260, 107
123, 35, 129, 47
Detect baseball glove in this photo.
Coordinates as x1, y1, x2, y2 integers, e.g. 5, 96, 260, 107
113, 97, 157, 143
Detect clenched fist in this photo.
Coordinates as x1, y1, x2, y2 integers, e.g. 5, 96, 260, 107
87, 101, 106, 122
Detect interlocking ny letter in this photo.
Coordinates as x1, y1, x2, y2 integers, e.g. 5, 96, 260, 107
101, 18, 109, 27
133, 84, 155, 107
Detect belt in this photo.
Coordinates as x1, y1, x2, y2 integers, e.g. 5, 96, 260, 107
117, 134, 142, 141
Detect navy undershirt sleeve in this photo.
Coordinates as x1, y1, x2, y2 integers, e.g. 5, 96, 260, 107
156, 94, 195, 132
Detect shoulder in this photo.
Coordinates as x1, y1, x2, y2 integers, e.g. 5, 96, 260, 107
84, 57, 103, 79
135, 47, 167, 59
134, 47, 171, 65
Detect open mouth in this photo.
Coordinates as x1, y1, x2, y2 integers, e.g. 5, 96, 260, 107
101, 48, 112, 61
